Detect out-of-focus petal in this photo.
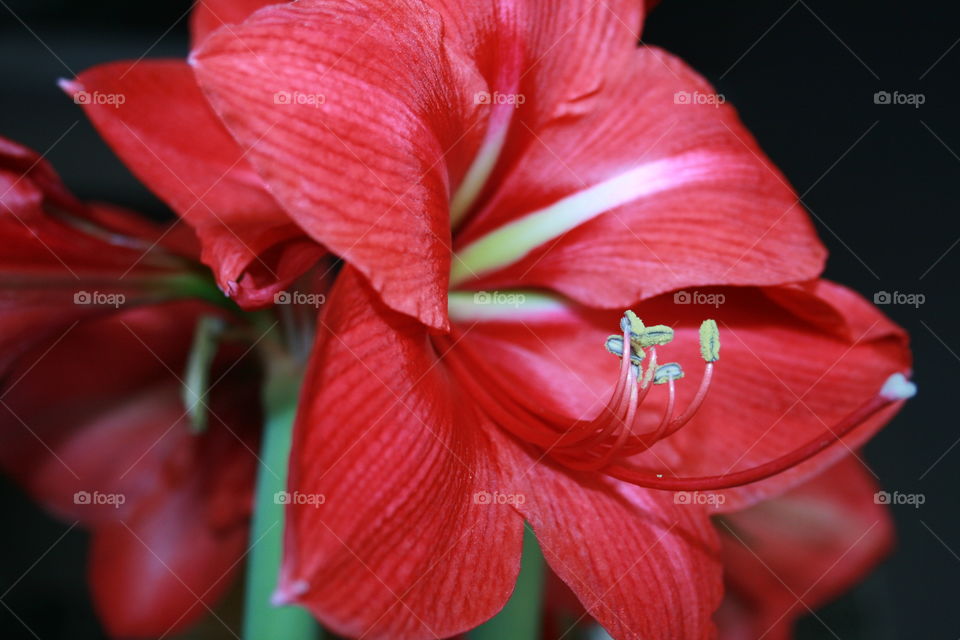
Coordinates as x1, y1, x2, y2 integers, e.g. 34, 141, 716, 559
65, 60, 324, 308
0, 303, 261, 637
716, 456, 894, 640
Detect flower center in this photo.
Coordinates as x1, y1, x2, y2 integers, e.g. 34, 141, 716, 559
447, 306, 915, 491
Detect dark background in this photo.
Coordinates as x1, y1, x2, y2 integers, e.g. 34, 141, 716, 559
0, 1, 956, 638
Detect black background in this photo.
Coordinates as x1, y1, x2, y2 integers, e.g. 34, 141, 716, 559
0, 1, 956, 638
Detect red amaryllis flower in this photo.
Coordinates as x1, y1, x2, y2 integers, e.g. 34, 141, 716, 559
715, 455, 894, 640
0, 137, 262, 637
266, 272, 909, 640
64, 1, 914, 638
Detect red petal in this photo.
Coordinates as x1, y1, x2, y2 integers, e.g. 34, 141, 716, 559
190, 0, 498, 330
492, 433, 723, 640
89, 470, 248, 638
89, 389, 258, 638
453, 46, 826, 304
281, 267, 523, 639
0, 137, 85, 214
189, 0, 649, 327
716, 456, 893, 640
453, 280, 909, 511
430, 0, 645, 115
0, 302, 256, 518
84, 201, 200, 259
189, 0, 283, 47
0, 137, 190, 372
66, 60, 324, 308
661, 281, 910, 510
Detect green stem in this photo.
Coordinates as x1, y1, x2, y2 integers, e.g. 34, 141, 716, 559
470, 525, 545, 639
243, 356, 322, 640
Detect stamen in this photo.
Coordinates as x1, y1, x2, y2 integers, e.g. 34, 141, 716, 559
653, 362, 684, 385
443, 310, 912, 492
604, 335, 644, 366
621, 309, 645, 336
635, 324, 674, 349
650, 375, 677, 442
660, 361, 713, 437
699, 319, 720, 362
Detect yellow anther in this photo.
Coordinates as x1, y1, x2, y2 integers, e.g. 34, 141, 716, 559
699, 319, 720, 362
604, 335, 644, 366
635, 325, 674, 349
621, 310, 645, 336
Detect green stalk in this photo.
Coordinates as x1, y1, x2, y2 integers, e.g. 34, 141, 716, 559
243, 355, 322, 640
470, 525, 545, 639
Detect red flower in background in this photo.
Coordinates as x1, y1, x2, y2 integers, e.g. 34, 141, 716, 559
52, 0, 914, 638
715, 456, 894, 640
542, 455, 894, 640
0, 137, 262, 637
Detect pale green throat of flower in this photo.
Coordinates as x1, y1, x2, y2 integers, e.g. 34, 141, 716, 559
448, 150, 726, 284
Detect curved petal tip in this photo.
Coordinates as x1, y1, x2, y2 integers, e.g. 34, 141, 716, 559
57, 77, 83, 96
880, 372, 917, 400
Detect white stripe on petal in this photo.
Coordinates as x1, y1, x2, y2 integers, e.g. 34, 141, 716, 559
447, 289, 571, 322
450, 150, 736, 284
